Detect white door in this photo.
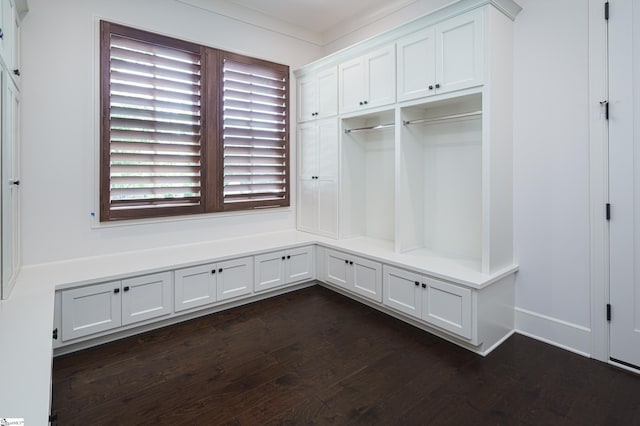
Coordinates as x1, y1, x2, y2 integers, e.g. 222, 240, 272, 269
217, 256, 253, 301
338, 57, 365, 113
254, 251, 286, 292
316, 67, 338, 118
61, 281, 122, 341
174, 263, 217, 312
325, 249, 349, 289
351, 256, 382, 302
297, 76, 316, 122
397, 28, 436, 102
286, 246, 314, 283
365, 45, 396, 109
609, 0, 640, 368
121, 272, 172, 326
383, 265, 422, 319
316, 118, 338, 237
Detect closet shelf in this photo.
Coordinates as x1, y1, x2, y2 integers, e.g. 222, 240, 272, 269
403, 110, 482, 126
344, 123, 395, 134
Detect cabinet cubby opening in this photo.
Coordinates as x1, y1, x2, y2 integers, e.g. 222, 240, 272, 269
398, 93, 483, 271
341, 110, 396, 245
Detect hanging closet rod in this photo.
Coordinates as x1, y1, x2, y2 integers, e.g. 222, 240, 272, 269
403, 110, 482, 126
344, 123, 395, 134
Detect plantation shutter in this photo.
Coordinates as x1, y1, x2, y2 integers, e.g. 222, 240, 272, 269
101, 23, 204, 220
221, 55, 289, 209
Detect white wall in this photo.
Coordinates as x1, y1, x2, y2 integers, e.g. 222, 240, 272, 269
512, 0, 592, 354
19, 0, 324, 265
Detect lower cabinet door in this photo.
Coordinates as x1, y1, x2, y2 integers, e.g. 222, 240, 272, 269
423, 278, 472, 339
217, 256, 253, 302
286, 246, 314, 283
122, 272, 172, 326
61, 281, 122, 341
351, 256, 382, 302
383, 265, 422, 319
254, 251, 287, 293
174, 263, 217, 312
325, 249, 349, 289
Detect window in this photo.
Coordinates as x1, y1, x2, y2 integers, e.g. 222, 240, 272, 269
100, 22, 289, 221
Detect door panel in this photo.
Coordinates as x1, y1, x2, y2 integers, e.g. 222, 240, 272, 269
122, 272, 172, 326
217, 257, 253, 301
174, 263, 217, 312
352, 256, 382, 302
423, 279, 472, 339
254, 251, 286, 292
325, 249, 349, 288
609, 0, 640, 368
397, 28, 436, 101
287, 246, 314, 283
383, 265, 421, 319
61, 281, 122, 341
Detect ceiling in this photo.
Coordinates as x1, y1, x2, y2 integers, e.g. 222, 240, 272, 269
177, 0, 419, 46
225, 0, 416, 34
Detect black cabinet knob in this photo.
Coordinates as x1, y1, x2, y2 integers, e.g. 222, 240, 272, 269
282, 256, 286, 260
344, 259, 348, 264
359, 101, 363, 105
428, 85, 434, 90
414, 281, 419, 286
287, 255, 291, 259
435, 83, 440, 89
10, 180, 19, 186
421, 283, 427, 289
349, 261, 354, 265
13, 69, 20, 77
123, 286, 130, 292
218, 268, 223, 273
363, 100, 368, 105
114, 288, 120, 294
212, 269, 216, 274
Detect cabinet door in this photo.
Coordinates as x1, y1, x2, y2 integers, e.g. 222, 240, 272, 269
254, 251, 286, 293
351, 256, 382, 302
217, 256, 253, 301
316, 118, 338, 237
286, 246, 314, 283
435, 9, 484, 94
174, 263, 217, 312
298, 122, 317, 178
397, 28, 436, 102
61, 281, 122, 341
121, 272, 172, 326
1, 73, 19, 298
422, 278, 472, 339
325, 249, 349, 289
316, 179, 338, 238
365, 45, 396, 109
298, 178, 317, 233
316, 66, 338, 118
383, 266, 422, 320
0, 0, 14, 72
297, 76, 317, 122
338, 57, 365, 114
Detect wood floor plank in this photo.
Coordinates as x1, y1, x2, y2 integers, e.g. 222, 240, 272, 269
52, 285, 640, 425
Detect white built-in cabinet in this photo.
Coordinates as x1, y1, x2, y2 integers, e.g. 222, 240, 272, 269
297, 67, 337, 122
174, 256, 253, 312
0, 0, 24, 300
324, 249, 382, 303
338, 44, 396, 114
397, 10, 483, 102
254, 246, 314, 292
383, 265, 472, 339
60, 272, 172, 341
297, 118, 339, 238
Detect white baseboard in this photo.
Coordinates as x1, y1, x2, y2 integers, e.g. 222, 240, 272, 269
515, 307, 592, 358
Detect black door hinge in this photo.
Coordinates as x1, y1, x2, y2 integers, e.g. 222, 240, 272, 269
607, 303, 612, 321
53, 328, 58, 340
601, 101, 609, 120
49, 411, 58, 425
605, 2, 609, 20
606, 203, 611, 220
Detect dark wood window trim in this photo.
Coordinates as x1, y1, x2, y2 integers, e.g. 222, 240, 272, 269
100, 21, 289, 222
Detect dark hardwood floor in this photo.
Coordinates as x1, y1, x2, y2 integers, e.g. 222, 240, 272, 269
52, 285, 640, 425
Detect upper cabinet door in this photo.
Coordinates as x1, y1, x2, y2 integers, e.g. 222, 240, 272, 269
435, 9, 484, 94
297, 67, 337, 122
397, 28, 436, 102
338, 57, 366, 114
339, 44, 396, 114
365, 44, 396, 109
297, 76, 317, 123
316, 67, 338, 119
